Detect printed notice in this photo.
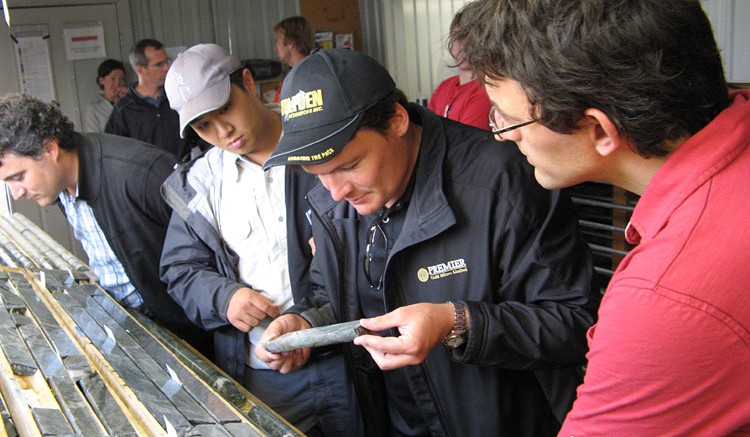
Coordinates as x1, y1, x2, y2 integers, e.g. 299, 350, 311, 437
64, 24, 106, 60
15, 35, 56, 102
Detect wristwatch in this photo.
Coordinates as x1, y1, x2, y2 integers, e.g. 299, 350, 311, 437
443, 301, 467, 348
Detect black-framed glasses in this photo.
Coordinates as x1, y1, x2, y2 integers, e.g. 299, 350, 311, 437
489, 106, 537, 139
364, 215, 389, 290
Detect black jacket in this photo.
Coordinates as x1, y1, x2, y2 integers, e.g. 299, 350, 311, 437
73, 132, 213, 357
159, 148, 319, 379
292, 105, 598, 437
104, 89, 189, 160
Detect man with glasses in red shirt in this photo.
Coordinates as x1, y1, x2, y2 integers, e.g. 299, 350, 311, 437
458, 0, 750, 434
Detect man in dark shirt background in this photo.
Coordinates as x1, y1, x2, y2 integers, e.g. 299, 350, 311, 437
105, 38, 194, 160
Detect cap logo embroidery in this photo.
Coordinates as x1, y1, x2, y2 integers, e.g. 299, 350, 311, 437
280, 89, 324, 121
285, 147, 335, 163
171, 71, 193, 103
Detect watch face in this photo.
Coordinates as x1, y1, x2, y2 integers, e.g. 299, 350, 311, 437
444, 335, 465, 348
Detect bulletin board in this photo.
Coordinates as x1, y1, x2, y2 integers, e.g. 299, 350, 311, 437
300, 0, 362, 52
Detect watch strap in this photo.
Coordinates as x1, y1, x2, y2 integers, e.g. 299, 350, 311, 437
443, 301, 467, 348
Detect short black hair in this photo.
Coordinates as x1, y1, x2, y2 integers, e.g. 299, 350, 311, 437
96, 59, 125, 89
358, 89, 409, 137
129, 38, 164, 68
229, 64, 251, 90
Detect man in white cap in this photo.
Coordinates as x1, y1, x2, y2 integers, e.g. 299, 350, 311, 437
256, 49, 598, 436
159, 43, 360, 437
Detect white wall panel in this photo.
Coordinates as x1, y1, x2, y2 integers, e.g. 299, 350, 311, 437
378, 0, 469, 101
701, 0, 750, 83
128, 0, 216, 47
212, 0, 298, 59
125, 0, 298, 60
358, 0, 386, 65
728, 0, 750, 82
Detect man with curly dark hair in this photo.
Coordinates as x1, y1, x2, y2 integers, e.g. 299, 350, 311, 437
0, 93, 213, 359
456, 0, 750, 433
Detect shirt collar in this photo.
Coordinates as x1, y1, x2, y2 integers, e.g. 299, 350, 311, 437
130, 84, 163, 108
629, 90, 750, 242
222, 150, 265, 182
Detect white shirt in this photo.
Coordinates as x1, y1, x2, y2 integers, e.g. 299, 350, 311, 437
217, 151, 291, 369
82, 95, 114, 133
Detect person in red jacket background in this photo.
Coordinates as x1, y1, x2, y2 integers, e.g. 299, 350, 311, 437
428, 3, 491, 130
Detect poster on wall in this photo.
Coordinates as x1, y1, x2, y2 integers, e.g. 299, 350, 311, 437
335, 34, 354, 50
315, 31, 334, 49
63, 22, 106, 61
13, 33, 56, 102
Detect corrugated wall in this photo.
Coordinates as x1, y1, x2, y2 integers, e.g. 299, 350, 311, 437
125, 0, 468, 100
126, 0, 299, 60
358, 0, 386, 65
701, 0, 750, 83
375, 0, 469, 101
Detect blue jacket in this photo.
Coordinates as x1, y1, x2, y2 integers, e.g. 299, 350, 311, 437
292, 105, 598, 437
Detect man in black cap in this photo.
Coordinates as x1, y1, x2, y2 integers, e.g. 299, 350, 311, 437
257, 49, 598, 436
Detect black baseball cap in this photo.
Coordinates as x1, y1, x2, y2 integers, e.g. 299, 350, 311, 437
263, 49, 396, 169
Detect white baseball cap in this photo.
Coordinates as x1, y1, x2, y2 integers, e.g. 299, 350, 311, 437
165, 43, 242, 138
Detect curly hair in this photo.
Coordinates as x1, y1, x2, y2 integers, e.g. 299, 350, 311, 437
455, 0, 729, 158
0, 93, 76, 160
445, 0, 481, 64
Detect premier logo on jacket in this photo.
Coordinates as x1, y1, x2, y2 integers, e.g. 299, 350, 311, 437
417, 258, 468, 282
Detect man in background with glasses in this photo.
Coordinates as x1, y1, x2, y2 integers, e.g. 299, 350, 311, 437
105, 38, 192, 161
256, 49, 597, 436
457, 0, 750, 434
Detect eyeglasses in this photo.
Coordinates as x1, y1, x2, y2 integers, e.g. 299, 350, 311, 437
147, 59, 170, 69
364, 215, 389, 290
488, 106, 537, 139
